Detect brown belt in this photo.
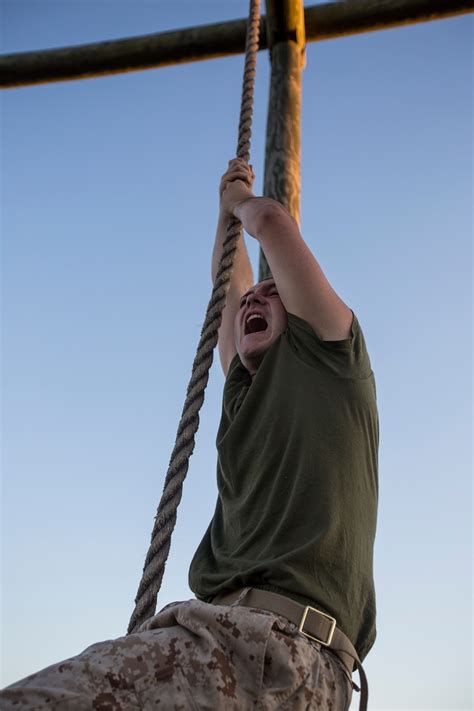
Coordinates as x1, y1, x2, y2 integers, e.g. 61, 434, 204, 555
211, 587, 368, 711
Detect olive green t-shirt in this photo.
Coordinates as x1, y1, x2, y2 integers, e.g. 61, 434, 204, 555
189, 312, 379, 661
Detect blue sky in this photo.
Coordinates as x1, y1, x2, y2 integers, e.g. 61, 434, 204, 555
1, 2, 472, 709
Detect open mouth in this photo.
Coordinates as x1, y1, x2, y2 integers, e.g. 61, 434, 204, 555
244, 313, 268, 335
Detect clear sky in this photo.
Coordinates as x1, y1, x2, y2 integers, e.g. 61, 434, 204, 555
1, 2, 472, 709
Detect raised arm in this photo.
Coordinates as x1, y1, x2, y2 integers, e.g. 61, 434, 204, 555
222, 159, 353, 342
213, 162, 254, 375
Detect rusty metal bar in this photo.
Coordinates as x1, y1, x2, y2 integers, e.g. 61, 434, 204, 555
1, 0, 472, 89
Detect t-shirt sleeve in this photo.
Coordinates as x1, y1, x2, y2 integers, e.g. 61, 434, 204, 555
285, 311, 373, 379
221, 353, 252, 421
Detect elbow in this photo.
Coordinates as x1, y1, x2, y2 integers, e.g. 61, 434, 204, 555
254, 200, 298, 240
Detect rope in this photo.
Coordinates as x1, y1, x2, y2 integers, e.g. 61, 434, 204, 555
127, 0, 261, 635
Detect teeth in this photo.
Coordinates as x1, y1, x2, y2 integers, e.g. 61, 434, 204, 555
246, 314, 263, 324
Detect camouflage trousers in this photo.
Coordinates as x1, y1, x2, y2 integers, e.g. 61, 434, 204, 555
1, 596, 353, 710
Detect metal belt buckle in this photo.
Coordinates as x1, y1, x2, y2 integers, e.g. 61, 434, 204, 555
298, 605, 336, 647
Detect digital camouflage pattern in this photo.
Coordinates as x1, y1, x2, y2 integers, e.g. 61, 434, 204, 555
1, 596, 353, 710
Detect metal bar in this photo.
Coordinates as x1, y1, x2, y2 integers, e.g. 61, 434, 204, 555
1, 0, 472, 89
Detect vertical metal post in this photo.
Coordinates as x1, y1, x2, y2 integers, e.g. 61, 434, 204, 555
259, 0, 306, 281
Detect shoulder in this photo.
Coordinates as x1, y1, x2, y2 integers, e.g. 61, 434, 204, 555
284, 311, 374, 379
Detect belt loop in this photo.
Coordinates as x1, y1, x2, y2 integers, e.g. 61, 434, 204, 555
232, 587, 252, 606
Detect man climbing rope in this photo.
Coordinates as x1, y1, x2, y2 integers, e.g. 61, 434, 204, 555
189, 158, 378, 709
1, 159, 378, 710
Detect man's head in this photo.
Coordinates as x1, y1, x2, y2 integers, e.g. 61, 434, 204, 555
234, 277, 288, 376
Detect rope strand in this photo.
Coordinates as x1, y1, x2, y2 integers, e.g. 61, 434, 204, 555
127, 0, 261, 635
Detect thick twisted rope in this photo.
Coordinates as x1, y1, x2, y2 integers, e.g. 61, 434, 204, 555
127, 0, 261, 635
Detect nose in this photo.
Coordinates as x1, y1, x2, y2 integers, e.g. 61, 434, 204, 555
246, 292, 264, 306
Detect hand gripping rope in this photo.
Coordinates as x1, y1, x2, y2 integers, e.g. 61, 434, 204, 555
127, 0, 261, 635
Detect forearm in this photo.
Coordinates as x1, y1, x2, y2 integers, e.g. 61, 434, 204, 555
234, 196, 352, 340
220, 160, 351, 340
212, 209, 254, 290
232, 196, 289, 242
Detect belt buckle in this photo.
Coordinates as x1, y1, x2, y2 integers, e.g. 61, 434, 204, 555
298, 605, 336, 647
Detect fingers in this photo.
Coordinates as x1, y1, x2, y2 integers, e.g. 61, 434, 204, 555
227, 158, 253, 172
220, 176, 249, 198
220, 175, 251, 200
227, 158, 254, 175
226, 170, 251, 184
222, 159, 255, 184
219, 158, 255, 200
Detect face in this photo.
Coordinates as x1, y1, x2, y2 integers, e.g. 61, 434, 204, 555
234, 278, 288, 376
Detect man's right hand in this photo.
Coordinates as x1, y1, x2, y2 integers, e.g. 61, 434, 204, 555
219, 158, 255, 217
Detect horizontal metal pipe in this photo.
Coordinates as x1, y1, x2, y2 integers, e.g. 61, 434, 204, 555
1, 0, 472, 89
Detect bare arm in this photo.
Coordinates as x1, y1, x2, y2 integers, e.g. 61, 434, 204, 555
212, 169, 254, 376
233, 196, 352, 341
